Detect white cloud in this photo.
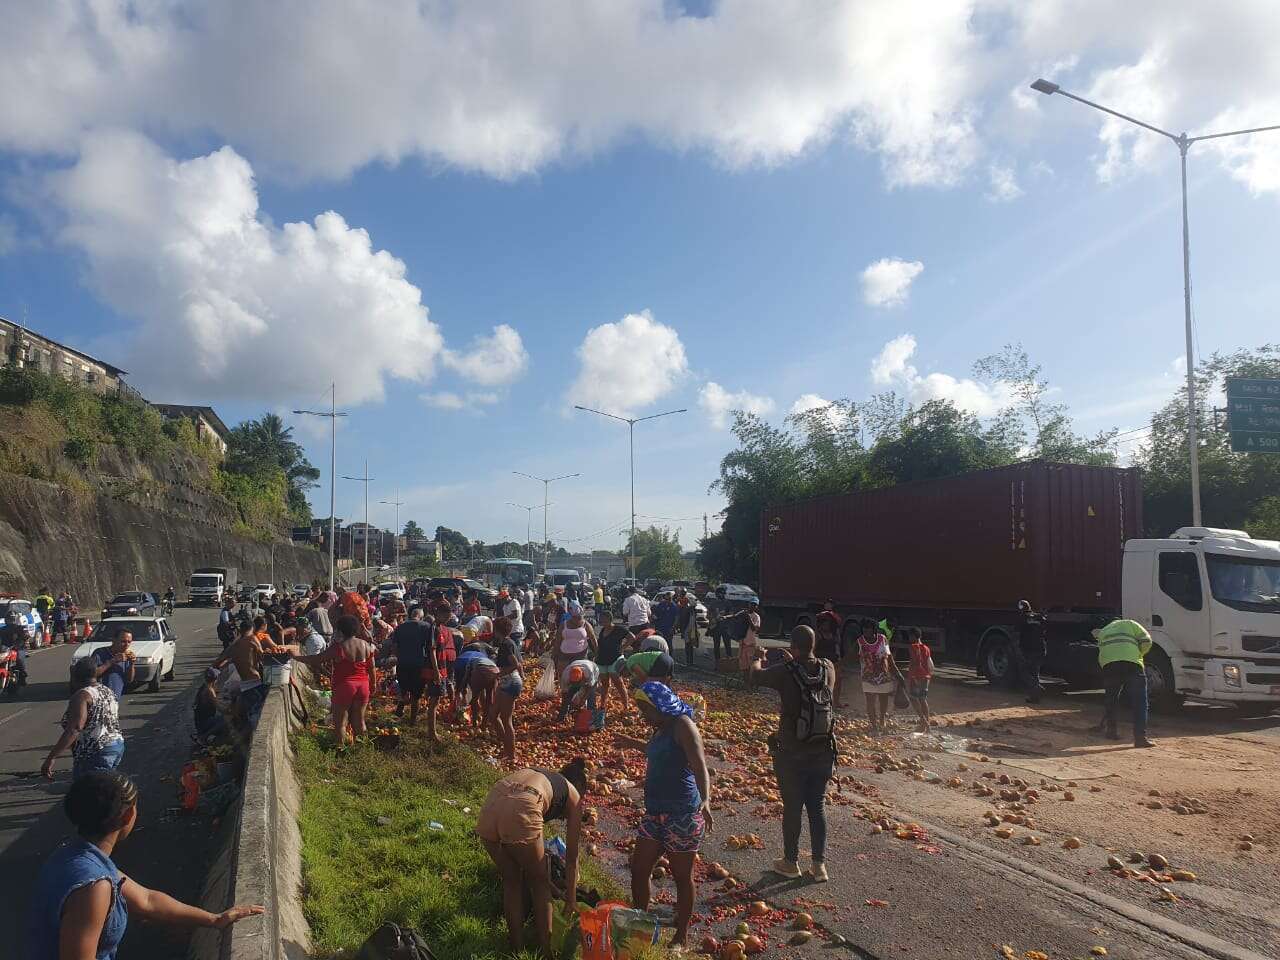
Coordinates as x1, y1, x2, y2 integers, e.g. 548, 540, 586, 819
422, 390, 500, 410
871, 334, 919, 384
442, 323, 528, 386
861, 258, 924, 307
869, 333, 1014, 416
787, 392, 847, 429
986, 164, 1023, 202
789, 393, 833, 416
0, 1, 983, 187
567, 310, 688, 417
699, 382, 774, 429
41, 131, 445, 405
421, 392, 466, 410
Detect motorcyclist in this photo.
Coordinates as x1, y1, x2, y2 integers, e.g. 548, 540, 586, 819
0, 610, 29, 684
164, 586, 177, 613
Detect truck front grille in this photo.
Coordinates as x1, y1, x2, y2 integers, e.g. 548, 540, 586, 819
1245, 672, 1280, 686
1242, 635, 1280, 654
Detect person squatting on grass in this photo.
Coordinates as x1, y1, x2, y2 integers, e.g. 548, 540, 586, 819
475, 758, 588, 959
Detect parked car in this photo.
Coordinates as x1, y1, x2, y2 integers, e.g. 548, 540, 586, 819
462, 579, 498, 608
70, 616, 177, 693
101, 592, 159, 620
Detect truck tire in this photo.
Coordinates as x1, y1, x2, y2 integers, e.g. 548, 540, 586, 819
980, 631, 1018, 688
1143, 648, 1182, 712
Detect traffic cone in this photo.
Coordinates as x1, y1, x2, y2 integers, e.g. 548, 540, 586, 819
82, 619, 92, 639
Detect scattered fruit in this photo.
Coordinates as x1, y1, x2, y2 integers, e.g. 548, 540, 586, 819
700, 935, 721, 956
743, 935, 765, 955
1090, 948, 1108, 956
747, 901, 769, 918
1062, 791, 1075, 801
1171, 870, 1197, 882
788, 931, 813, 946
1106, 855, 1125, 871
1063, 837, 1082, 850
720, 941, 745, 960
1239, 841, 1254, 852
1147, 853, 1169, 871
792, 913, 813, 931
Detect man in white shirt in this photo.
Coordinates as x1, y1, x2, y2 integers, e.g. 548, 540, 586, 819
500, 590, 524, 641
622, 587, 652, 635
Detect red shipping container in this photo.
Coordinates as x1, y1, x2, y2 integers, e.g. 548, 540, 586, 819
759, 462, 1142, 616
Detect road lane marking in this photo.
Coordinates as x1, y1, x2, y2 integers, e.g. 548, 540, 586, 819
0, 707, 32, 727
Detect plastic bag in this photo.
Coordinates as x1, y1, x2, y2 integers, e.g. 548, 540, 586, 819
534, 655, 557, 701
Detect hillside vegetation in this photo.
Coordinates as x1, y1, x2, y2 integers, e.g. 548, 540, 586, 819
0, 366, 307, 539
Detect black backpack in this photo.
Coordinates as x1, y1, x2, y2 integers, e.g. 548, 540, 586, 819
356, 923, 438, 960
787, 660, 834, 744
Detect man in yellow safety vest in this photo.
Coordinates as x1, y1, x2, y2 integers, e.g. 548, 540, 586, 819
1094, 619, 1155, 748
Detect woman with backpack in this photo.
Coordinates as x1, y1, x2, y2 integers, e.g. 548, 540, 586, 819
746, 625, 837, 883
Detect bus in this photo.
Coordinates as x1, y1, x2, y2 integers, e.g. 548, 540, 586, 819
473, 558, 537, 589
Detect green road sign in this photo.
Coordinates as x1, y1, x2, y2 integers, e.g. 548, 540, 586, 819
1231, 432, 1280, 453
1226, 379, 1280, 453
1226, 377, 1280, 399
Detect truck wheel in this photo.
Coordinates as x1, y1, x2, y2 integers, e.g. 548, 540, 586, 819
794, 614, 814, 633
1143, 648, 1182, 712
147, 674, 161, 693
981, 634, 1018, 688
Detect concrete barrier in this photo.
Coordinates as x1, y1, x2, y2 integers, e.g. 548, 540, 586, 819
189, 669, 313, 960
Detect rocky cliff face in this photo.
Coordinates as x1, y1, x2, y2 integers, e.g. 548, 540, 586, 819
0, 421, 327, 607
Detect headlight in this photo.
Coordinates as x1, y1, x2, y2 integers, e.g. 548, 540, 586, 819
136, 656, 161, 665
1223, 664, 1242, 688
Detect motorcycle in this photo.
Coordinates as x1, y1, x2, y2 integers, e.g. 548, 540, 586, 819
163, 597, 175, 616
0, 646, 23, 698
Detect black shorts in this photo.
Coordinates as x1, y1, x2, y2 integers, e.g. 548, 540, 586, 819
397, 664, 425, 699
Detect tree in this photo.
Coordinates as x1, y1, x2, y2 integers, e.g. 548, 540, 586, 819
624, 526, 688, 581
225, 413, 319, 525
403, 520, 425, 539
973, 345, 1117, 465
1135, 345, 1280, 537
434, 525, 470, 561
865, 400, 1019, 486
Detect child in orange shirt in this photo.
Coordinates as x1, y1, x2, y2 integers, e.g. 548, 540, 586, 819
906, 626, 934, 732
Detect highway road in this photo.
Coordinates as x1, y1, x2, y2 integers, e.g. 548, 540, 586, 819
0, 606, 227, 958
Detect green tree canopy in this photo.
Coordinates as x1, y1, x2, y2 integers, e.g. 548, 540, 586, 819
403, 520, 425, 539
624, 526, 688, 581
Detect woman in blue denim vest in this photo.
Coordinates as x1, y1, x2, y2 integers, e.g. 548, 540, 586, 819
27, 772, 263, 960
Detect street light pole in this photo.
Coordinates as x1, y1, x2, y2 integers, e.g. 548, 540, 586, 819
294, 383, 348, 591
380, 490, 404, 580
341, 460, 376, 580
1030, 78, 1280, 528
513, 472, 580, 574
573, 405, 687, 580
507, 502, 549, 564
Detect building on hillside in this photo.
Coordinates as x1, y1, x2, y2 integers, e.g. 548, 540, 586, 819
0, 316, 130, 394
406, 537, 442, 561
152, 404, 231, 455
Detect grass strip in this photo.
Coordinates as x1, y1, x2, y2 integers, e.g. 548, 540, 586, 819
295, 723, 622, 959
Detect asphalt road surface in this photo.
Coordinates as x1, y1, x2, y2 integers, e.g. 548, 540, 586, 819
0, 606, 226, 958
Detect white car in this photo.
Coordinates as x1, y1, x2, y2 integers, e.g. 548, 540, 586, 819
254, 584, 277, 600
374, 581, 406, 602
720, 583, 760, 605
69, 616, 177, 693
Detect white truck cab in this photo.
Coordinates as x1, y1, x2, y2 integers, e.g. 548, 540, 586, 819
1124, 527, 1280, 712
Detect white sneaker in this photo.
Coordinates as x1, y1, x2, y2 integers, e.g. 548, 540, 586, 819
771, 858, 801, 878
807, 861, 829, 883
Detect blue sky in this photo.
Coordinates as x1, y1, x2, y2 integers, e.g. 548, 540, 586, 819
3, 2, 1280, 551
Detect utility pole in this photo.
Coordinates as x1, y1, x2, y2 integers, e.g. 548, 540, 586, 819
1031, 77, 1280, 527
508, 502, 547, 564
380, 489, 404, 580
513, 472, 579, 574
294, 384, 348, 592
341, 460, 375, 581
573, 405, 687, 580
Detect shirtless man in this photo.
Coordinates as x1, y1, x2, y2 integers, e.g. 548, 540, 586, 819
212, 621, 270, 726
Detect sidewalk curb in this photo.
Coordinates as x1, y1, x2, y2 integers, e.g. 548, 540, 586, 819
902, 817, 1271, 960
